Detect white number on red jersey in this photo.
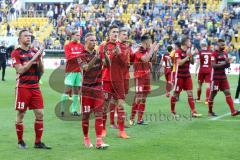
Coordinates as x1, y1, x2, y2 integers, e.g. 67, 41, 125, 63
203, 55, 209, 65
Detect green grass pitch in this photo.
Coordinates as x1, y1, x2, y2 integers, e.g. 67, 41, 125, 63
0, 68, 239, 160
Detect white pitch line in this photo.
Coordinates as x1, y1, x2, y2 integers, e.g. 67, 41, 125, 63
216, 119, 240, 122
210, 112, 231, 121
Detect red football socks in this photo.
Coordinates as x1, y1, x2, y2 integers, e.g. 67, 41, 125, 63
197, 88, 201, 100
137, 103, 145, 122
117, 107, 125, 132
166, 82, 172, 93
206, 87, 210, 102
170, 96, 176, 113
109, 103, 116, 125
95, 116, 103, 137
16, 122, 24, 143
226, 95, 235, 113
130, 102, 138, 120
34, 119, 43, 144
208, 100, 213, 113
188, 96, 195, 113
102, 113, 107, 130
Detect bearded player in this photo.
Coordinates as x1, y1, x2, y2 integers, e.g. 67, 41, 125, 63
208, 39, 239, 117
170, 37, 202, 118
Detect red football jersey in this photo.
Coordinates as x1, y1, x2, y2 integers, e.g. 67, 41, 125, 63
133, 46, 151, 79
79, 49, 103, 86
163, 53, 172, 74
119, 42, 133, 80
175, 49, 191, 78
99, 41, 126, 82
11, 48, 40, 88
64, 41, 84, 73
197, 50, 212, 73
211, 51, 228, 80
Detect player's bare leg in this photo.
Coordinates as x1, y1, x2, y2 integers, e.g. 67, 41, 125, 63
33, 109, 51, 149
116, 99, 129, 139
196, 82, 203, 102
16, 111, 27, 149
223, 89, 239, 116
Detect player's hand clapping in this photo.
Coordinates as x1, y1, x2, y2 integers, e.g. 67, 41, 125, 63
31, 48, 44, 62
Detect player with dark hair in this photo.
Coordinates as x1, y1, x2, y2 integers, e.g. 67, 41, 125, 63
79, 33, 110, 149
109, 27, 133, 129
11, 29, 51, 149
129, 34, 159, 125
99, 25, 130, 138
159, 45, 173, 97
195, 40, 212, 104
208, 39, 239, 116
60, 30, 84, 116
170, 37, 202, 118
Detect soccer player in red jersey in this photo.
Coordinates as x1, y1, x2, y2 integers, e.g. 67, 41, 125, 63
195, 40, 212, 104
99, 25, 129, 138
11, 29, 51, 149
109, 28, 133, 129
170, 37, 202, 118
129, 34, 159, 125
79, 33, 110, 149
159, 45, 173, 97
60, 30, 84, 116
208, 39, 239, 117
